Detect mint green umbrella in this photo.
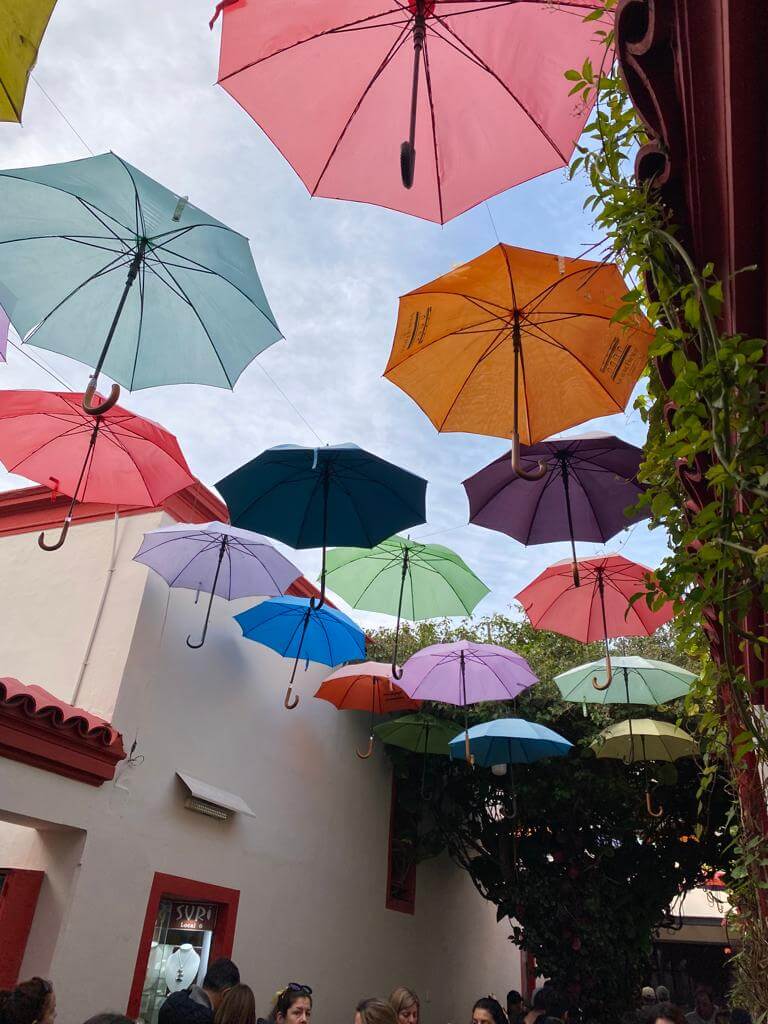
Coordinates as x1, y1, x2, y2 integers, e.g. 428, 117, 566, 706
0, 152, 281, 414
325, 534, 489, 675
555, 656, 694, 706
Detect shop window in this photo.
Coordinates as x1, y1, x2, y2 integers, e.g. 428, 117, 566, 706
128, 873, 239, 1023
386, 776, 417, 914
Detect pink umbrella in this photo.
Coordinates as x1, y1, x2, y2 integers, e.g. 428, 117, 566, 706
398, 640, 538, 760
213, 0, 609, 224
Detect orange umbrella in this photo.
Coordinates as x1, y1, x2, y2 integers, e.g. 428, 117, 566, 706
315, 662, 421, 760
384, 244, 652, 479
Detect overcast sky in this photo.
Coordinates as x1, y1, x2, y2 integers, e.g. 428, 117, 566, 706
0, 0, 667, 626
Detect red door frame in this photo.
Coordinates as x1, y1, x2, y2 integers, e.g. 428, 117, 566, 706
126, 872, 240, 1018
0, 868, 45, 987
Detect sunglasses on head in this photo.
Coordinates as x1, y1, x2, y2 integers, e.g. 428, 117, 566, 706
286, 984, 312, 996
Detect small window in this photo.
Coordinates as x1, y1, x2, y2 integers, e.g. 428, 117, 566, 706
386, 776, 417, 914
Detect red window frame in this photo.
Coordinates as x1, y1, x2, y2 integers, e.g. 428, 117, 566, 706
0, 868, 45, 987
126, 872, 240, 1018
385, 776, 417, 914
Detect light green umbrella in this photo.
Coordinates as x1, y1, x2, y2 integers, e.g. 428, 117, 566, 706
555, 656, 694, 706
325, 534, 489, 675
0, 152, 281, 414
592, 718, 697, 817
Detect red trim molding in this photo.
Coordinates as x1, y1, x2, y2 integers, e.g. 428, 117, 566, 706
385, 775, 417, 915
127, 872, 240, 1018
0, 869, 45, 987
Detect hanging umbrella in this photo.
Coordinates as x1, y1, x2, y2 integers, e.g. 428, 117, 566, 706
216, 443, 427, 608
398, 640, 538, 762
516, 554, 674, 687
0, 0, 57, 123
0, 152, 281, 415
463, 432, 648, 586
0, 390, 194, 550
235, 595, 365, 709
315, 662, 421, 759
0, 304, 9, 362
375, 711, 456, 797
212, 0, 608, 223
592, 718, 697, 817
133, 521, 301, 649
324, 534, 488, 677
554, 656, 694, 706
385, 244, 652, 478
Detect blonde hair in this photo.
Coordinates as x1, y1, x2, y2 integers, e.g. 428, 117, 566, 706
357, 1000, 398, 1024
215, 985, 256, 1024
389, 990, 419, 1020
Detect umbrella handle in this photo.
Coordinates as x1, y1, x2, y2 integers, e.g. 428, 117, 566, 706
646, 788, 664, 818
400, 7, 425, 188
284, 685, 300, 710
83, 376, 120, 416
400, 142, 416, 189
592, 638, 613, 690
356, 735, 374, 760
572, 562, 581, 588
511, 433, 547, 481
38, 516, 72, 551
391, 663, 404, 680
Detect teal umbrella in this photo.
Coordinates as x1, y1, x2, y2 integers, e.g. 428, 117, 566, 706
554, 656, 694, 706
0, 152, 281, 414
325, 535, 489, 676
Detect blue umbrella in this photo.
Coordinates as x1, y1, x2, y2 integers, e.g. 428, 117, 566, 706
235, 595, 365, 709
217, 443, 427, 607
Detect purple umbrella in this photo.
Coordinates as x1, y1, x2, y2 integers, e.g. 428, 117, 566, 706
398, 641, 538, 762
133, 520, 301, 649
0, 305, 9, 362
463, 432, 648, 587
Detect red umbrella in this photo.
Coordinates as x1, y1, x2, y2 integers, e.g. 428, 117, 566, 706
316, 661, 421, 758
213, 0, 609, 224
516, 554, 674, 688
0, 391, 195, 550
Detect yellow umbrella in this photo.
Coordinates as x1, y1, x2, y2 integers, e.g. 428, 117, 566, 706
384, 244, 652, 479
0, 0, 58, 123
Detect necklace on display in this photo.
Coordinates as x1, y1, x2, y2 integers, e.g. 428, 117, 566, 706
176, 947, 196, 982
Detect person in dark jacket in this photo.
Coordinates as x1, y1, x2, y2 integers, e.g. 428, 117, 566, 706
159, 958, 240, 1024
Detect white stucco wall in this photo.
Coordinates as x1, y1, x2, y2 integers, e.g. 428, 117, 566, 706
0, 512, 520, 1024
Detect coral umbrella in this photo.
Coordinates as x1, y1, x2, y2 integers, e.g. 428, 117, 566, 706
398, 640, 538, 761
0, 390, 194, 551
0, 0, 57, 122
133, 521, 301, 649
385, 245, 652, 477
0, 152, 281, 415
463, 431, 648, 585
315, 662, 421, 759
516, 554, 674, 687
212, 0, 609, 224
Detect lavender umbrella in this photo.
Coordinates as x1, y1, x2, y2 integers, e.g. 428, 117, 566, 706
0, 305, 8, 362
398, 641, 538, 762
463, 432, 648, 587
133, 520, 301, 649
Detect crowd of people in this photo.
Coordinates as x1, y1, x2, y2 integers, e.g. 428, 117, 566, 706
0, 961, 756, 1024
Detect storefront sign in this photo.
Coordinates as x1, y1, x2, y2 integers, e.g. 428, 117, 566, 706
168, 901, 218, 931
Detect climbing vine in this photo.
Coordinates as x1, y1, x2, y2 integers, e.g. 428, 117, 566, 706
567, 1, 768, 1012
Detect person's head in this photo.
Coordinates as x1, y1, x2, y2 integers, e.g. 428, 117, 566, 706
272, 986, 312, 1024
0, 979, 56, 1024
507, 993, 523, 1018
203, 960, 241, 1011
655, 988, 670, 1004
641, 988, 657, 1006
82, 1016, 135, 1024
693, 989, 715, 1020
529, 991, 548, 1016
214, 986, 256, 1024
653, 1004, 686, 1024
730, 1010, 752, 1024
356, 1000, 397, 1024
389, 989, 419, 1024
472, 997, 509, 1024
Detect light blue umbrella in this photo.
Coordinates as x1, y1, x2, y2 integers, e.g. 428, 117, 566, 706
448, 718, 572, 767
235, 595, 364, 709
0, 152, 281, 413
554, 656, 694, 705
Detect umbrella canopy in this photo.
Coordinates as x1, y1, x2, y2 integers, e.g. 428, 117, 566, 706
448, 717, 572, 767
133, 521, 301, 649
0, 0, 57, 122
217, 444, 427, 607
0, 152, 281, 414
235, 595, 365, 708
592, 718, 697, 763
213, 0, 608, 224
555, 657, 695, 706
385, 244, 652, 479
0, 390, 194, 550
316, 661, 420, 758
374, 713, 457, 757
463, 431, 648, 583
325, 534, 488, 674
0, 304, 8, 362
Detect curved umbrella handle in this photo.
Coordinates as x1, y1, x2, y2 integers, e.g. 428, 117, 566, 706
284, 685, 300, 710
83, 376, 120, 416
391, 663, 404, 681
38, 517, 71, 552
186, 634, 204, 650
646, 788, 664, 818
511, 433, 547, 481
356, 735, 374, 760
592, 642, 613, 690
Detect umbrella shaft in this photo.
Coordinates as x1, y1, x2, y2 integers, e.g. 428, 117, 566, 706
407, 12, 426, 147
93, 237, 147, 378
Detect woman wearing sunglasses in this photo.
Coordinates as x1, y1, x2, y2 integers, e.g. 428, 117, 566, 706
268, 985, 312, 1024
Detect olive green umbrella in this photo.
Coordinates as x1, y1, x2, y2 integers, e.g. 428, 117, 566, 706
0, 0, 57, 123
374, 712, 455, 798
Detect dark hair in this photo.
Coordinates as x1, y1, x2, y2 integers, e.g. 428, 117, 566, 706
271, 986, 312, 1023
507, 994, 523, 1007
82, 1016, 135, 1024
473, 998, 508, 1024
0, 979, 53, 1024
532, 992, 549, 1013
356, 1001, 397, 1024
215, 986, 256, 1024
204, 960, 241, 993
653, 1004, 686, 1024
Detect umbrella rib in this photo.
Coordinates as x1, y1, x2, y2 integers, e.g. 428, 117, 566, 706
340, 553, 406, 608
1, 420, 92, 475
522, 465, 561, 545
111, 154, 146, 239
95, 426, 158, 506
0, 172, 136, 238
601, 572, 649, 632
523, 264, 614, 315
436, 322, 509, 430
167, 538, 223, 588
566, 458, 613, 540
140, 256, 192, 305
240, 603, 301, 639
76, 197, 133, 244
421, 37, 445, 225
0, 73, 21, 121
